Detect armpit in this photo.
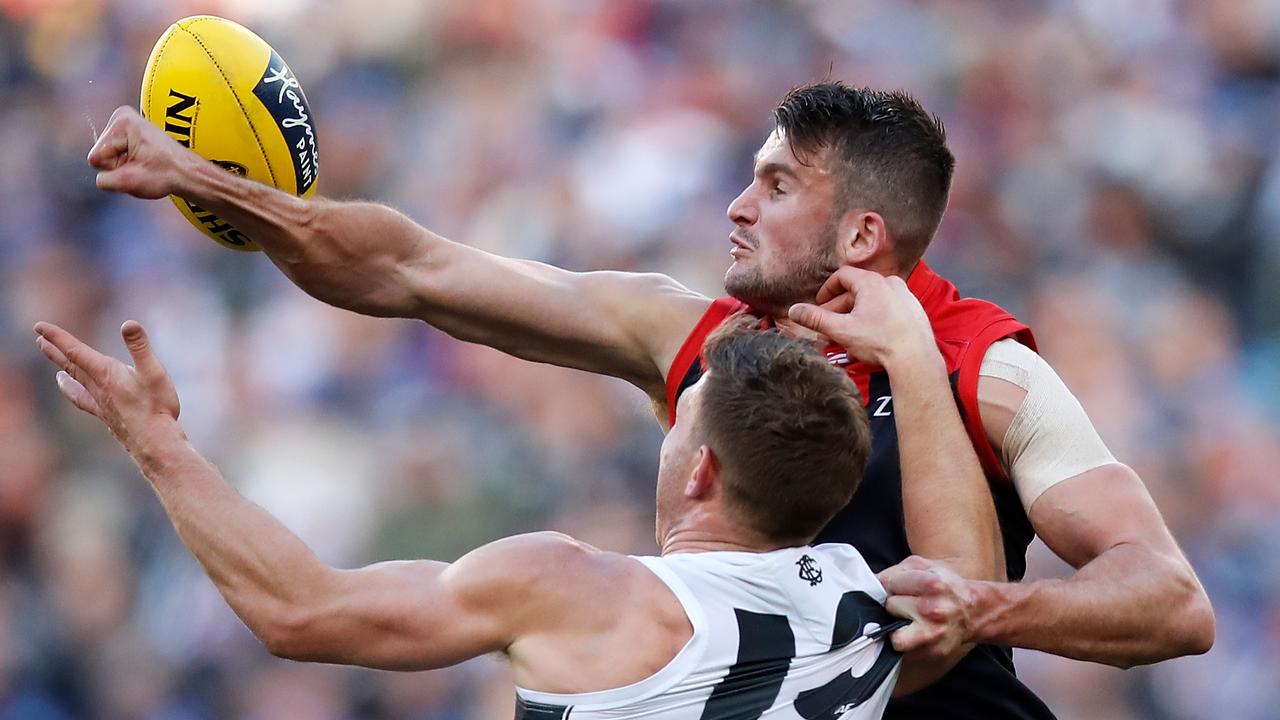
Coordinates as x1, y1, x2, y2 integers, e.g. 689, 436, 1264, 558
979, 339, 1118, 513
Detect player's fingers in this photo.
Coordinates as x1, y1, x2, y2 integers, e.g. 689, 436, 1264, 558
88, 117, 130, 169
55, 371, 102, 417
35, 334, 98, 393
788, 303, 839, 336
876, 555, 929, 585
899, 554, 932, 570
95, 166, 134, 193
34, 322, 113, 386
888, 622, 929, 653
107, 105, 137, 124
121, 321, 164, 381
880, 569, 941, 597
814, 266, 878, 305
885, 594, 922, 623
814, 268, 854, 305
818, 291, 855, 314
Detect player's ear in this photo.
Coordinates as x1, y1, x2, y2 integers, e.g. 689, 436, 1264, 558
839, 210, 888, 266
686, 445, 719, 499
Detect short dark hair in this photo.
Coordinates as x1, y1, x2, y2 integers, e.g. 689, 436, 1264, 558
774, 82, 954, 267
698, 317, 871, 543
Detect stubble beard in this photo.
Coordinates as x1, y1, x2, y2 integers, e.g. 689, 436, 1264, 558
724, 218, 842, 315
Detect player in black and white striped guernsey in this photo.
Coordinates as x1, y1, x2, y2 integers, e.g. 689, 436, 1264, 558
516, 543, 906, 720
34, 270, 999, 720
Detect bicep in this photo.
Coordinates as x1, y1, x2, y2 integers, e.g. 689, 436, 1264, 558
287, 534, 576, 671
1028, 464, 1183, 569
282, 558, 510, 671
977, 340, 1117, 514
402, 240, 710, 391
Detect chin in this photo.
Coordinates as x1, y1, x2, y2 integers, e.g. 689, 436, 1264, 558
723, 265, 757, 302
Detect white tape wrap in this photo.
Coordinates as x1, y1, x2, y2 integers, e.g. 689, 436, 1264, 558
980, 339, 1118, 512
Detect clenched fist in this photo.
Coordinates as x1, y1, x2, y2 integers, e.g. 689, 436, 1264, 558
87, 105, 197, 199
879, 555, 978, 659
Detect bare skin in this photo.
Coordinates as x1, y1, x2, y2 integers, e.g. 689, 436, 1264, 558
33, 271, 984, 695
86, 104, 1213, 668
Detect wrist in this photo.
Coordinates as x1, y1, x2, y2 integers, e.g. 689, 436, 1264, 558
171, 150, 215, 198
967, 578, 1033, 646
127, 418, 192, 477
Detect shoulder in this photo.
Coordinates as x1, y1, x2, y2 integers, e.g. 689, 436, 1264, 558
975, 339, 1050, 437
448, 532, 636, 609
609, 273, 715, 334
451, 531, 604, 583
580, 271, 710, 311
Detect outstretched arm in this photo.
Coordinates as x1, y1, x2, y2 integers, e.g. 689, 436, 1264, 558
32, 320, 572, 671
87, 107, 708, 395
789, 268, 1002, 694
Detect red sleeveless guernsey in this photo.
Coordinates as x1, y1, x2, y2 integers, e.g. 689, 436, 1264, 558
663, 260, 1055, 720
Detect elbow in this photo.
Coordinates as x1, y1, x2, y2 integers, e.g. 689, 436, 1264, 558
1173, 575, 1215, 658
251, 603, 325, 662
1133, 562, 1215, 666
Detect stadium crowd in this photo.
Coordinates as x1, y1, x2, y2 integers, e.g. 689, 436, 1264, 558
1, 1, 1279, 718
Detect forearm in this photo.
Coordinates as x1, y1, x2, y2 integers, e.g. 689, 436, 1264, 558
969, 543, 1213, 666
176, 157, 429, 315
886, 348, 1001, 581
128, 419, 332, 642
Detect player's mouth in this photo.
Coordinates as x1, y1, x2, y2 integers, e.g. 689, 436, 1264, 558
729, 232, 754, 258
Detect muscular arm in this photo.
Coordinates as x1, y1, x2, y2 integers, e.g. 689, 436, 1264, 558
962, 346, 1214, 666
91, 107, 709, 395
127, 419, 560, 670
967, 464, 1214, 667
886, 348, 1003, 584
881, 345, 1005, 696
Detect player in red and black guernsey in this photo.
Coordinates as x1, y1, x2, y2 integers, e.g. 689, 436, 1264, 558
90, 81, 1215, 719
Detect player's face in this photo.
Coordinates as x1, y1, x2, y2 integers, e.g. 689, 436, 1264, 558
655, 377, 707, 547
724, 130, 843, 315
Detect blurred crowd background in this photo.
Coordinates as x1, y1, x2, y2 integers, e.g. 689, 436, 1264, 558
2, 0, 1279, 718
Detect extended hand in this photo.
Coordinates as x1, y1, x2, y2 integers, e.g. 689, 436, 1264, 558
878, 555, 977, 659
787, 267, 936, 367
88, 106, 194, 199
34, 321, 181, 450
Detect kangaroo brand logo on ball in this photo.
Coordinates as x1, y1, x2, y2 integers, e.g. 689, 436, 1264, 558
254, 52, 319, 196
214, 160, 248, 176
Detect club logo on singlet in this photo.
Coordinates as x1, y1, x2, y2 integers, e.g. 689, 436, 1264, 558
797, 554, 823, 586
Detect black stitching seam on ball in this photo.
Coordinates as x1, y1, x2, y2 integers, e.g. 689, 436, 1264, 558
180, 18, 280, 188
143, 25, 179, 120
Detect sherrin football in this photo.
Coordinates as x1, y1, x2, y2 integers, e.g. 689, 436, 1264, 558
140, 15, 319, 251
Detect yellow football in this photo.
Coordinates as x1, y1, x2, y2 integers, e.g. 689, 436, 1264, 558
140, 16, 319, 251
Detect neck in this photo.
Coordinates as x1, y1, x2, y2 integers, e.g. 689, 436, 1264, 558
659, 526, 796, 556
765, 259, 914, 338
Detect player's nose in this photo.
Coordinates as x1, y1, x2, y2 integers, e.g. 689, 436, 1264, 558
726, 186, 758, 227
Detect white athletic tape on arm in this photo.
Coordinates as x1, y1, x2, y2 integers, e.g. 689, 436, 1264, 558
980, 339, 1118, 513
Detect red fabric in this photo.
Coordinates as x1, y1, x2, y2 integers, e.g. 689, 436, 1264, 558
665, 297, 747, 426
665, 261, 1038, 483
